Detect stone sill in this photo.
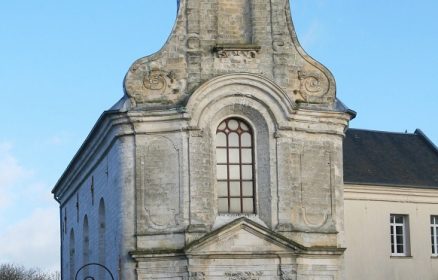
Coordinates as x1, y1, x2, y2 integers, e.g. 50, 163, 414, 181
390, 255, 413, 259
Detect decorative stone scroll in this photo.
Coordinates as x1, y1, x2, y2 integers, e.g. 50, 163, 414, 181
296, 71, 329, 100
225, 271, 263, 280
125, 60, 187, 106
142, 63, 184, 95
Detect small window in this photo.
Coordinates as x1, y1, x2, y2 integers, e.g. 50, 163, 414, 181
390, 214, 410, 256
431, 216, 438, 256
216, 118, 255, 214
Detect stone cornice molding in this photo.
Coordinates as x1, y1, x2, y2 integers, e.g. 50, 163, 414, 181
52, 111, 133, 203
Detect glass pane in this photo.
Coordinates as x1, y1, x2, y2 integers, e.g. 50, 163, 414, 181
229, 132, 239, 147
432, 216, 438, 224
242, 182, 253, 196
218, 198, 228, 212
217, 165, 228, 180
230, 182, 240, 196
216, 148, 227, 163
241, 148, 252, 163
395, 216, 404, 224
230, 198, 241, 213
242, 165, 253, 180
240, 122, 248, 131
218, 181, 228, 196
397, 245, 404, 254
391, 244, 395, 253
218, 121, 226, 130
243, 198, 254, 213
396, 235, 404, 245
390, 227, 393, 234
229, 165, 240, 179
241, 132, 252, 147
390, 215, 394, 223
396, 226, 403, 235
216, 132, 227, 146
228, 119, 239, 130
229, 148, 240, 163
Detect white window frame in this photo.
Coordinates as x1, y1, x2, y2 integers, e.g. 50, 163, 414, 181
431, 216, 438, 257
390, 214, 410, 256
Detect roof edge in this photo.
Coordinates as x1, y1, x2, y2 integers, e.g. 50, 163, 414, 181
344, 180, 438, 190
51, 109, 124, 196
415, 129, 438, 155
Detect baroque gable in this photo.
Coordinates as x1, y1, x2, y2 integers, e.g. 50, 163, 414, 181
124, 0, 337, 109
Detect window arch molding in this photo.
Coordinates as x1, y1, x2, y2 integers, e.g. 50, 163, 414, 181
186, 73, 292, 130
186, 74, 288, 228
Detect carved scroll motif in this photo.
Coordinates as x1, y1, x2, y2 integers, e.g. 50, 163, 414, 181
297, 71, 329, 99
225, 271, 263, 280
143, 67, 184, 95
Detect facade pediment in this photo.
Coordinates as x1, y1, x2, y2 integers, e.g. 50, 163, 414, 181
185, 217, 304, 256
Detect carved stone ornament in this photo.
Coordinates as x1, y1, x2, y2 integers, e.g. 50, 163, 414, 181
225, 271, 263, 280
189, 272, 206, 280
143, 64, 183, 95
280, 269, 297, 280
213, 44, 261, 60
297, 71, 329, 99
125, 60, 187, 106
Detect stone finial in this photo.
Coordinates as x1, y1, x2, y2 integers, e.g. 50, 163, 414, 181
124, 0, 336, 109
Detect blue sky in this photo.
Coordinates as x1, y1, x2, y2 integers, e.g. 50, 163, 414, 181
0, 0, 437, 271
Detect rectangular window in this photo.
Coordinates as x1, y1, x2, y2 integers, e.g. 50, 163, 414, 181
431, 216, 438, 256
390, 214, 410, 256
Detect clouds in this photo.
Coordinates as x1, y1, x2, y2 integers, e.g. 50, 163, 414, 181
0, 142, 59, 271
0, 208, 59, 271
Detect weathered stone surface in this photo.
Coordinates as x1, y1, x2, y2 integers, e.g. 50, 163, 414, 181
53, 0, 352, 279
124, 0, 336, 108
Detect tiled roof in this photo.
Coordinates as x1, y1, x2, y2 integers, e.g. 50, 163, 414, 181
343, 128, 438, 188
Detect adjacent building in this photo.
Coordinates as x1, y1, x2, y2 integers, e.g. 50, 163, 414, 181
343, 129, 438, 279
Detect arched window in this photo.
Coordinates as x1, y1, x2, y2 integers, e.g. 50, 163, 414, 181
69, 229, 75, 280
216, 118, 255, 213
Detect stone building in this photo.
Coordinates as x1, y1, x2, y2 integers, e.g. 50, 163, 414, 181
52, 0, 353, 279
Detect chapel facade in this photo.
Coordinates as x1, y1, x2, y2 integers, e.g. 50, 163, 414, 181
52, 0, 354, 279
